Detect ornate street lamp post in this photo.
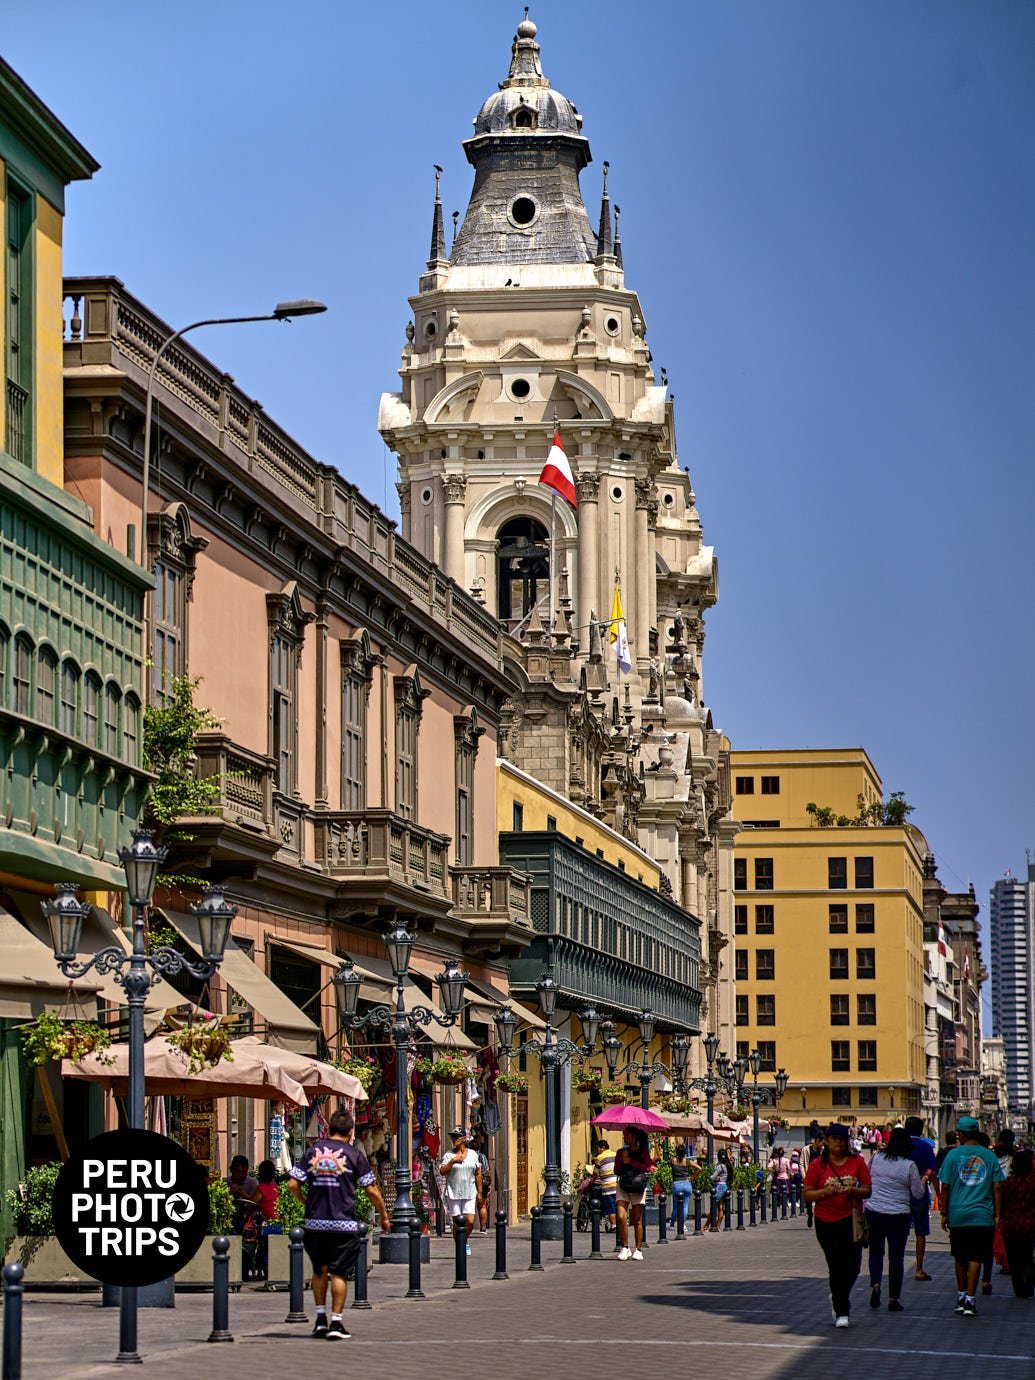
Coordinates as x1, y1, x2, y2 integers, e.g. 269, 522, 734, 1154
601, 1011, 690, 1111
747, 1048, 789, 1163
333, 927, 467, 1264
45, 832, 235, 1364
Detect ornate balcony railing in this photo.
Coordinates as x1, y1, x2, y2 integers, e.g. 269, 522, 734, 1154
314, 808, 450, 902
6, 379, 28, 465
450, 866, 532, 930
193, 732, 275, 832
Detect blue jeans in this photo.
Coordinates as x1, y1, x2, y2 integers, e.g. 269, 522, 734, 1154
866, 1209, 912, 1301
669, 1183, 693, 1226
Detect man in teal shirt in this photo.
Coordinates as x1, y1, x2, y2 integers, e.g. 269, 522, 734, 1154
938, 1115, 1004, 1316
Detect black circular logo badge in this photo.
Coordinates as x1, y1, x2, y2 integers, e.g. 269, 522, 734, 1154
53, 1129, 209, 1287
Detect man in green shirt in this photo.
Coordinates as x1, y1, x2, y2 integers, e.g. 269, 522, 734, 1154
937, 1115, 1004, 1316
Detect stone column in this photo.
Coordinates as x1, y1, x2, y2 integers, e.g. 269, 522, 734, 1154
575, 472, 600, 633
647, 487, 659, 640
395, 481, 412, 542
442, 474, 467, 583
634, 479, 651, 666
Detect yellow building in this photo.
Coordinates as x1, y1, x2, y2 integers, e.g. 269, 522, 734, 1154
730, 749, 925, 1129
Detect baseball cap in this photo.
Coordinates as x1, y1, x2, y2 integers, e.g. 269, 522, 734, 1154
957, 1115, 980, 1133
450, 1126, 467, 1139
826, 1123, 851, 1139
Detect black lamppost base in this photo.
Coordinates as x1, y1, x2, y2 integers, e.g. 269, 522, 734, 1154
379, 1230, 430, 1265
539, 1209, 565, 1241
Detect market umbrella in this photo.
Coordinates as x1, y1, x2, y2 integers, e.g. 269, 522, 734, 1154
590, 1105, 670, 1132
231, 1036, 367, 1101
62, 1035, 310, 1106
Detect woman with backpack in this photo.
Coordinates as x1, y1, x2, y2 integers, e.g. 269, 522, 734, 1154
614, 1127, 653, 1261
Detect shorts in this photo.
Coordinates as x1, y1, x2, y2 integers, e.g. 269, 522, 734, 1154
304, 1229, 359, 1278
601, 1193, 617, 1216
447, 1197, 476, 1218
911, 1195, 931, 1237
714, 1183, 728, 1201
949, 1225, 994, 1265
616, 1187, 646, 1207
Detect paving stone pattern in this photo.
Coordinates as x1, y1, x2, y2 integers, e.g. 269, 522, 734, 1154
5, 1218, 1035, 1379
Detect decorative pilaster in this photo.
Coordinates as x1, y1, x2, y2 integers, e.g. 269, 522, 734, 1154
634, 478, 651, 668
574, 471, 599, 632
442, 474, 468, 584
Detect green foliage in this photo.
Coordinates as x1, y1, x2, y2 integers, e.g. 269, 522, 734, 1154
806, 792, 915, 829
356, 1186, 375, 1223
207, 1179, 236, 1235
732, 1162, 760, 1191
333, 1055, 380, 1091
651, 1161, 674, 1194
495, 1073, 528, 1094
167, 1023, 234, 1076
145, 918, 180, 954
688, 1160, 714, 1192
5, 1162, 62, 1236
599, 1082, 628, 1105
540, 1166, 571, 1196
409, 1181, 428, 1226
19, 1013, 112, 1067
274, 1185, 304, 1231
142, 675, 221, 886
413, 1055, 468, 1084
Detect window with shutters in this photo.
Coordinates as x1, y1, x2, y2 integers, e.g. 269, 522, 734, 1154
394, 666, 429, 820
755, 949, 775, 981
6, 180, 33, 467
266, 583, 313, 797
756, 1042, 776, 1072
855, 903, 875, 933
37, 646, 57, 723
755, 904, 774, 934
454, 706, 484, 865
830, 948, 849, 980
756, 995, 776, 1026
83, 672, 101, 746
340, 630, 376, 811
13, 633, 31, 714
103, 683, 121, 756
123, 694, 140, 763
147, 504, 207, 701
831, 1041, 850, 1072
60, 660, 80, 737
0, 624, 8, 705
858, 1040, 877, 1072
857, 948, 876, 980
857, 994, 877, 1026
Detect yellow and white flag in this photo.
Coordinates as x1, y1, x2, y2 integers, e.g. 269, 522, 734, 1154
609, 584, 632, 675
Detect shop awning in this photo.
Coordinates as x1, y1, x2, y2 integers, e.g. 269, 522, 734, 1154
462, 973, 547, 1032
355, 953, 476, 1051
267, 935, 341, 968
0, 906, 102, 1020
160, 910, 319, 1054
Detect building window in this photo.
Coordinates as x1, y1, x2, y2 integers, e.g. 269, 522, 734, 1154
36, 646, 57, 723
755, 949, 775, 981
830, 948, 849, 980
394, 665, 429, 820
734, 858, 747, 892
832, 1088, 852, 1108
266, 582, 313, 797
858, 1087, 879, 1108
831, 1041, 850, 1072
857, 948, 876, 980
60, 660, 79, 737
512, 802, 524, 832
830, 994, 849, 1026
735, 776, 754, 794
735, 995, 748, 1026
5, 181, 33, 467
828, 857, 847, 889
103, 683, 121, 756
12, 633, 31, 714
736, 1040, 749, 1061
340, 630, 376, 811
760, 776, 780, 795
756, 1041, 776, 1072
734, 950, 748, 982
454, 706, 484, 865
756, 995, 776, 1026
829, 904, 848, 934
855, 903, 875, 933
0, 624, 7, 703
755, 904, 774, 934
147, 504, 207, 700
83, 672, 101, 745
123, 694, 140, 763
734, 904, 747, 935
857, 994, 877, 1026
546, 814, 557, 831
858, 1040, 877, 1072
754, 858, 773, 891
855, 856, 874, 889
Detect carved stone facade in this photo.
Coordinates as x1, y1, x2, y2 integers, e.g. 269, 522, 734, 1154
379, 15, 737, 1067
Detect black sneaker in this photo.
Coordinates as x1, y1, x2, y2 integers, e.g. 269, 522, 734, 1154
953, 1296, 966, 1313
326, 1320, 351, 1341
312, 1316, 328, 1337
962, 1299, 977, 1317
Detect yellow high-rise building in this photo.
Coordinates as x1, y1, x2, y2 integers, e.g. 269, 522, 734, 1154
729, 749, 925, 1129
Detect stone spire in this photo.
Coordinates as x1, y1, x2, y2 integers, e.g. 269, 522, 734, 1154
428, 165, 447, 267
595, 162, 613, 260
613, 203, 623, 268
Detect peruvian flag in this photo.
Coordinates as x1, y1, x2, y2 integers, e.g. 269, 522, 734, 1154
963, 946, 971, 982
937, 925, 948, 957
538, 428, 577, 507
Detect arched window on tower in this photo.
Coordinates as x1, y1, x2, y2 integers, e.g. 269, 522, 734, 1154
496, 517, 549, 627
511, 106, 536, 129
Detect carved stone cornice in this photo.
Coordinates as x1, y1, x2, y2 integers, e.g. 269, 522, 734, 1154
442, 474, 468, 505
634, 477, 652, 510
266, 581, 315, 659
395, 481, 411, 516
574, 472, 600, 503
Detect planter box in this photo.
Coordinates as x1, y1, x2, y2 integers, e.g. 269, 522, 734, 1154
264, 1232, 378, 1288
3, 1237, 98, 1291
174, 1235, 242, 1291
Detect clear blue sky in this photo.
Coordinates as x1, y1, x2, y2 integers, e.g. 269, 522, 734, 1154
8, 1, 1033, 971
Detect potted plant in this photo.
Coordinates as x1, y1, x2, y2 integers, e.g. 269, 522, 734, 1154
571, 1067, 602, 1094
3, 1163, 96, 1288
19, 1013, 113, 1067
495, 1072, 528, 1095
334, 1054, 380, 1091
167, 1022, 234, 1076
175, 1179, 242, 1290
264, 1180, 304, 1290
415, 1055, 468, 1086
599, 1082, 628, 1106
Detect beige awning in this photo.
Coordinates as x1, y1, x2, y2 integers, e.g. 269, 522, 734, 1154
267, 935, 340, 968
463, 974, 547, 1032
160, 910, 319, 1054
0, 907, 102, 1020
354, 953, 476, 1051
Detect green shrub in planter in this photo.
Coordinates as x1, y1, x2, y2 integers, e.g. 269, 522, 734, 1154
731, 1163, 760, 1192
4, 1162, 62, 1237
274, 1186, 304, 1232
207, 1179, 236, 1235
651, 1161, 673, 1195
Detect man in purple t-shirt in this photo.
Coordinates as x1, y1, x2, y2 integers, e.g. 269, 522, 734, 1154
904, 1115, 939, 1281
288, 1108, 390, 1340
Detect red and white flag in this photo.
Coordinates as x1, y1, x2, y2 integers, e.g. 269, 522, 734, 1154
937, 925, 948, 957
963, 946, 971, 982
538, 428, 577, 507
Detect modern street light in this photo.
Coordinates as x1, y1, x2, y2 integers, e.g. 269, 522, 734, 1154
335, 927, 467, 1263
493, 972, 600, 1240
44, 832, 235, 1363
138, 298, 327, 565
746, 1048, 789, 1163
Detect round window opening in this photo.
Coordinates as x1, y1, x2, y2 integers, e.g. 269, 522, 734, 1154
605, 316, 620, 335
510, 196, 537, 227
611, 485, 624, 502
420, 487, 434, 505
424, 320, 438, 338
511, 378, 531, 400
662, 492, 675, 508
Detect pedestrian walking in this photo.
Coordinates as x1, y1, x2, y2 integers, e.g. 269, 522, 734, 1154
287, 1108, 391, 1340
803, 1122, 872, 1328
937, 1115, 1005, 1317
712, 1150, 731, 1229
903, 1115, 938, 1281
936, 1131, 957, 1173
614, 1126, 653, 1260
592, 1138, 618, 1230
668, 1143, 693, 1228
439, 1126, 483, 1255
866, 1125, 924, 1313
999, 1149, 1035, 1299
472, 1131, 492, 1233
804, 1135, 824, 1228
772, 1146, 791, 1210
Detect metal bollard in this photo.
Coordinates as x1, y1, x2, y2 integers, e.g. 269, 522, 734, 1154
693, 1188, 703, 1236
207, 1236, 234, 1343
529, 1206, 544, 1271
613, 1210, 622, 1254
790, 1185, 797, 1218
3, 1262, 24, 1380
771, 1186, 779, 1220
493, 1208, 509, 1280
760, 1187, 768, 1223
589, 1192, 603, 1259
749, 1188, 757, 1227
736, 1189, 745, 1231
781, 1190, 788, 1220
675, 1191, 685, 1240
561, 1200, 577, 1264
351, 1225, 371, 1309
656, 1191, 668, 1244
285, 1226, 307, 1323
724, 1192, 733, 1231
709, 1191, 718, 1233
406, 1221, 424, 1299
452, 1219, 470, 1289
435, 1200, 446, 1237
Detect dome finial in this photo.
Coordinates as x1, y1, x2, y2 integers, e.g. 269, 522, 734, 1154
517, 8, 537, 39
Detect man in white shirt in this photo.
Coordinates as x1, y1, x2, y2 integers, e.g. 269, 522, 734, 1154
439, 1127, 482, 1255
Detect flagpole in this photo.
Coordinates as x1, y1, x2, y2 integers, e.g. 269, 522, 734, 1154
549, 490, 557, 630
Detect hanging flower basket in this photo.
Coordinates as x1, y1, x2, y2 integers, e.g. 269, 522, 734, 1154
599, 1082, 628, 1106
572, 1068, 602, 1094
495, 1073, 528, 1095
167, 1023, 234, 1076
415, 1055, 469, 1086
335, 1055, 380, 1091
19, 1013, 114, 1067
658, 1092, 693, 1114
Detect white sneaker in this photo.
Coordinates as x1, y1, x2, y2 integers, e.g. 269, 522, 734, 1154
631, 1249, 644, 1261
835, 1316, 850, 1329
617, 1247, 631, 1260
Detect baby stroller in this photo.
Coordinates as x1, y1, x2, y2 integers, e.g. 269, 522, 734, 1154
574, 1175, 598, 1232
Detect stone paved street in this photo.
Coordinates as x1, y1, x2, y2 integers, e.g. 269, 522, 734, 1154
6, 1216, 1035, 1380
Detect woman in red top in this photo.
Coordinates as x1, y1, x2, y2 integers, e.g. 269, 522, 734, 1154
1000, 1149, 1035, 1298
803, 1122, 872, 1327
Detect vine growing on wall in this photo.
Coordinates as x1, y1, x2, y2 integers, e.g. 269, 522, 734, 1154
142, 674, 221, 889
